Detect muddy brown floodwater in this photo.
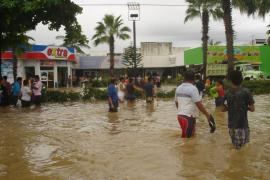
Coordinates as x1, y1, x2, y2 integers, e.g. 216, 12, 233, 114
0, 95, 269, 180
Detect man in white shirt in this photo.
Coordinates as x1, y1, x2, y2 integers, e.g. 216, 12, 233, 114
175, 70, 215, 138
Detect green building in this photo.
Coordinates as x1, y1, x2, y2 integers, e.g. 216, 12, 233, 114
184, 45, 270, 74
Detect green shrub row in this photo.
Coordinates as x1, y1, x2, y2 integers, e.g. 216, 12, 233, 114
242, 80, 270, 94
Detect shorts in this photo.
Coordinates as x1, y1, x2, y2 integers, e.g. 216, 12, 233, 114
177, 115, 196, 138
146, 96, 154, 103
229, 128, 250, 149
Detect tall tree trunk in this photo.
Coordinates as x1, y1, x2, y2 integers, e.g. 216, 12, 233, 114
0, 34, 2, 77
222, 0, 235, 78
12, 50, 17, 82
109, 35, 115, 76
202, 9, 209, 82
0, 48, 2, 77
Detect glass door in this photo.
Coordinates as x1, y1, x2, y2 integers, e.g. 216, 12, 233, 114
40, 70, 54, 88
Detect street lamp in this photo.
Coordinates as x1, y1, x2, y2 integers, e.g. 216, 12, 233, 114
128, 2, 140, 76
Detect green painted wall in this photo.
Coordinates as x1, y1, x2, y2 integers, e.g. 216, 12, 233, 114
260, 46, 270, 74
184, 47, 202, 65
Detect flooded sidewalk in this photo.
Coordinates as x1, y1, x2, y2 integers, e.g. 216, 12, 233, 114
0, 95, 269, 179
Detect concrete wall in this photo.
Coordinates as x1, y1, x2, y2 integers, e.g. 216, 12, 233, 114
141, 42, 172, 56
141, 42, 186, 68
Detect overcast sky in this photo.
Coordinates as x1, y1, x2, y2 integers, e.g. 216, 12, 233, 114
27, 0, 270, 53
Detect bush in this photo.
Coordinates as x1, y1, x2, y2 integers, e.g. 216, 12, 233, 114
82, 85, 107, 100
90, 79, 108, 88
162, 75, 183, 85
41, 80, 270, 103
42, 90, 80, 103
242, 80, 270, 94
210, 80, 270, 95
156, 89, 176, 98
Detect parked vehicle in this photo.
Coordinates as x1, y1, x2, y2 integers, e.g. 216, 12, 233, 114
206, 61, 266, 80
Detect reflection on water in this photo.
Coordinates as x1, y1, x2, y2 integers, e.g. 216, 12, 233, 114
0, 95, 270, 179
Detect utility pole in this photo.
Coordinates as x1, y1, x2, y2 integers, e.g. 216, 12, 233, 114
128, 2, 140, 77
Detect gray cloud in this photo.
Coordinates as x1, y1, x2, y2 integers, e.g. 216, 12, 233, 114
27, 0, 270, 53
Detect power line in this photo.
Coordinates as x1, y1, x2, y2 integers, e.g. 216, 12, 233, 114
77, 3, 188, 7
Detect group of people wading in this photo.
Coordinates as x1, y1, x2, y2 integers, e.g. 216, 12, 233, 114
108, 76, 157, 112
0, 75, 42, 107
108, 70, 255, 150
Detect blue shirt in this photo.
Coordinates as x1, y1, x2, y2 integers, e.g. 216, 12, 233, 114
12, 81, 21, 96
108, 84, 118, 103
143, 82, 154, 97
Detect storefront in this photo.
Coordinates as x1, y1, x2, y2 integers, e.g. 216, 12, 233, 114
1, 45, 76, 88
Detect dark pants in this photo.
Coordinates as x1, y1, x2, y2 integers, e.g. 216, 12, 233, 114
0, 93, 9, 106
21, 100, 31, 107
126, 94, 136, 101
33, 95, 41, 106
11, 96, 19, 106
215, 96, 224, 107
109, 100, 119, 112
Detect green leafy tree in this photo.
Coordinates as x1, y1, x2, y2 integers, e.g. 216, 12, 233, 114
56, 22, 90, 53
0, 0, 84, 76
122, 45, 143, 76
185, 0, 223, 81
2, 32, 34, 81
92, 14, 131, 76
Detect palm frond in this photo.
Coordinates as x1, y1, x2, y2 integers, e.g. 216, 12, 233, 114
118, 33, 130, 40
120, 26, 131, 33
184, 8, 201, 23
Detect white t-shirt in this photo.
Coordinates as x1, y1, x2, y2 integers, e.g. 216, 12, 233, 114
21, 86, 31, 101
175, 83, 202, 117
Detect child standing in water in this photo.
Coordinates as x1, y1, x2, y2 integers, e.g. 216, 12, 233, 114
222, 70, 255, 149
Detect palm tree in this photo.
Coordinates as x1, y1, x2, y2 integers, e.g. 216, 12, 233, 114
92, 14, 131, 76
222, 0, 270, 76
185, 0, 223, 81
221, 0, 235, 77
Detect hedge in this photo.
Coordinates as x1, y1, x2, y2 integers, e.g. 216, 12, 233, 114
41, 80, 270, 102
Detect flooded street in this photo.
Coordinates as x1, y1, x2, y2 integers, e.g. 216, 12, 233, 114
0, 95, 269, 180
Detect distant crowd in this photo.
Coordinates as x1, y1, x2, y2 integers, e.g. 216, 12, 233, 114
107, 74, 161, 112
0, 75, 42, 107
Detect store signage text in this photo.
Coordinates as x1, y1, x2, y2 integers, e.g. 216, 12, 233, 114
47, 47, 68, 59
